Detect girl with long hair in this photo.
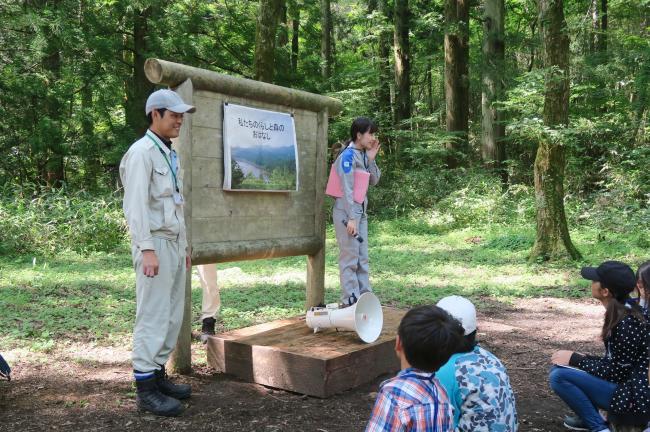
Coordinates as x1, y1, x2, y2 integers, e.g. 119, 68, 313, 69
549, 261, 649, 432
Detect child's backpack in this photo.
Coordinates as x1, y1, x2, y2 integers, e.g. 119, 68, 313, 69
0, 353, 11, 381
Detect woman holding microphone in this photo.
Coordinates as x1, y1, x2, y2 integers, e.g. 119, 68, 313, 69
332, 117, 381, 306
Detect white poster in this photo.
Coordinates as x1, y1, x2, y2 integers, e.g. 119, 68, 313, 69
223, 103, 299, 192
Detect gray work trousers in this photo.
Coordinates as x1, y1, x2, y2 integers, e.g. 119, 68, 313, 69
131, 237, 186, 373
333, 208, 371, 304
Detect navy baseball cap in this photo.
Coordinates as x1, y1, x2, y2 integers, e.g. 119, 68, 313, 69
581, 261, 636, 299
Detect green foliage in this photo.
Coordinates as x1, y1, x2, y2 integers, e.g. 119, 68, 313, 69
231, 160, 245, 188
0, 186, 128, 255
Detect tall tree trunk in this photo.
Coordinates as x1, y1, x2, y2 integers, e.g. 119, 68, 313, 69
589, 0, 597, 54
393, 0, 411, 154
444, 0, 470, 168
370, 0, 393, 154
377, 0, 392, 116
481, 0, 507, 187
124, 6, 154, 139
43, 28, 65, 187
79, 0, 99, 188
320, 0, 332, 83
426, 61, 434, 114
290, 3, 300, 74
598, 0, 607, 56
278, 2, 288, 47
531, 0, 581, 261
38, 0, 65, 187
254, 0, 285, 83
81, 78, 100, 187
590, 0, 607, 59
528, 20, 537, 72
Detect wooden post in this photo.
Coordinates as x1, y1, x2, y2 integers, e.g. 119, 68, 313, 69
306, 111, 328, 309
169, 79, 194, 374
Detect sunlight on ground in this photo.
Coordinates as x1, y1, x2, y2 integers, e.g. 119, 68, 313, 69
1, 218, 646, 350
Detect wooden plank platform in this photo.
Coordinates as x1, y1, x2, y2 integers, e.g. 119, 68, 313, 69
207, 307, 405, 397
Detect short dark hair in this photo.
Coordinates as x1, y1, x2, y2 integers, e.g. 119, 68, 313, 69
349, 117, 378, 142
398, 305, 464, 372
147, 108, 168, 125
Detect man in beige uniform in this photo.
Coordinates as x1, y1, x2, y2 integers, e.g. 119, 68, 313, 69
120, 89, 195, 417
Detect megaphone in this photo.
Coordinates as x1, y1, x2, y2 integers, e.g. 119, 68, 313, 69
306, 292, 383, 343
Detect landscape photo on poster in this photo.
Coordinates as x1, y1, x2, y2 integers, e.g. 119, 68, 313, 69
223, 103, 299, 191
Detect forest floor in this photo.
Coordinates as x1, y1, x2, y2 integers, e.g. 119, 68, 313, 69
0, 296, 605, 432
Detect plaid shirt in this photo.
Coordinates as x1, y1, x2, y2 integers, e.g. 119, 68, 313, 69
366, 368, 454, 432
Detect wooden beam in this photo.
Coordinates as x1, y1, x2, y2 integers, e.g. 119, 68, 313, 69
191, 236, 323, 265
145, 58, 343, 115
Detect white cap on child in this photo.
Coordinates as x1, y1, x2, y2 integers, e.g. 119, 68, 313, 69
436, 295, 477, 335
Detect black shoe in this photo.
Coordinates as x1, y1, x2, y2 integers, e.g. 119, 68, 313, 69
136, 377, 183, 417
201, 317, 216, 343
155, 365, 191, 400
563, 415, 589, 431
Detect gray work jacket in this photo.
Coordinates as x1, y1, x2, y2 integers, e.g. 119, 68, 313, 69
333, 143, 381, 223
119, 131, 188, 253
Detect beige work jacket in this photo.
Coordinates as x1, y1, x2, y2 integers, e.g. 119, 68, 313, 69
119, 131, 188, 253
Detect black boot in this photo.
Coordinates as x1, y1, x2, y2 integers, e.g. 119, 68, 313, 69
135, 376, 183, 417
201, 317, 216, 343
155, 365, 191, 400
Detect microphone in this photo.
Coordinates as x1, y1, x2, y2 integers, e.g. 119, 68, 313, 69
342, 220, 364, 243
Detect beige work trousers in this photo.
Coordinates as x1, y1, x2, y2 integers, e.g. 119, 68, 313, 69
197, 264, 221, 320
132, 237, 186, 373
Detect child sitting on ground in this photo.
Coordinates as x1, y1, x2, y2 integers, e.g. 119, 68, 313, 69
366, 305, 465, 432
549, 261, 649, 432
435, 295, 518, 431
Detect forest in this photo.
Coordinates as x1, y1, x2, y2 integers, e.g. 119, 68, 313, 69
0, 0, 648, 261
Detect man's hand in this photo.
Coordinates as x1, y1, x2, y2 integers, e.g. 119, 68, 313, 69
551, 350, 573, 366
346, 219, 358, 236
367, 140, 380, 162
185, 253, 191, 270
142, 250, 159, 278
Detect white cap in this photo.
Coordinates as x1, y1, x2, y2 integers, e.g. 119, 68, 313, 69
436, 295, 477, 335
145, 89, 196, 115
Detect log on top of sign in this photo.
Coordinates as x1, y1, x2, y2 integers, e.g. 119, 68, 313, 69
144, 58, 343, 115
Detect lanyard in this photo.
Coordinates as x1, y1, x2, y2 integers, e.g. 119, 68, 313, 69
146, 132, 179, 192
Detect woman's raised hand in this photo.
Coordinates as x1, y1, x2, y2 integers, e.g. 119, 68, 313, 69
367, 139, 380, 162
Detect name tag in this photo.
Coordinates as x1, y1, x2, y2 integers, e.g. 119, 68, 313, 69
173, 191, 184, 205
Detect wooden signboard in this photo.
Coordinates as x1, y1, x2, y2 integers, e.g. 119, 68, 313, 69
144, 59, 343, 372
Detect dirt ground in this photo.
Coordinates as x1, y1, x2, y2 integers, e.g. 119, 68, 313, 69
0, 297, 607, 432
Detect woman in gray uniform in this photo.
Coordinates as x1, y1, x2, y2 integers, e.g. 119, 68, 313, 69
332, 117, 381, 306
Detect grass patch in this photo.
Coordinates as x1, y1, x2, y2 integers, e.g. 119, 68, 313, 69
1, 216, 647, 350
